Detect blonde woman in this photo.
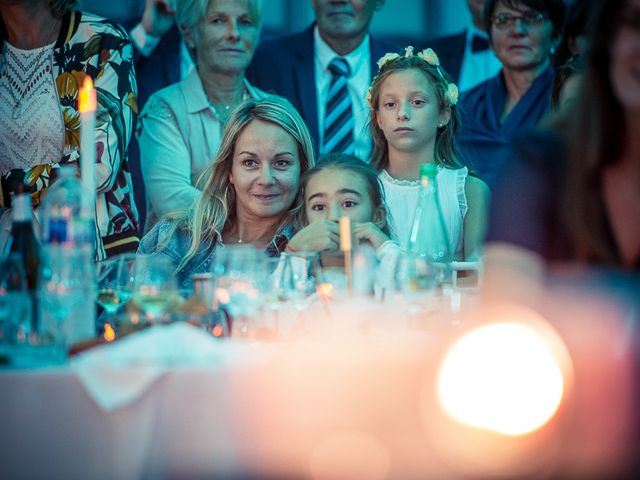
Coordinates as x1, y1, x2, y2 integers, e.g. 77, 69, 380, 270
138, 0, 267, 230
139, 95, 315, 289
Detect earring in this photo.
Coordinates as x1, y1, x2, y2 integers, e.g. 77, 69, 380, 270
437, 122, 445, 128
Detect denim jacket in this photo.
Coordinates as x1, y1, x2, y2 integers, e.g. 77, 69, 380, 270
138, 219, 291, 289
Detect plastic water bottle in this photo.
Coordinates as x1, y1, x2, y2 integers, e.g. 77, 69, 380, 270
38, 166, 96, 346
407, 163, 451, 290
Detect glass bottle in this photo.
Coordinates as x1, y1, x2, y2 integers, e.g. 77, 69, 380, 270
407, 163, 451, 290
8, 193, 41, 330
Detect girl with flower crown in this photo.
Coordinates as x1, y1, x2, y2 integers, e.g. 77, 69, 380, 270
366, 47, 490, 261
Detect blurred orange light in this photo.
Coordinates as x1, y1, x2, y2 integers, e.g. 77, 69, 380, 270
316, 283, 333, 302
437, 320, 566, 436
212, 325, 224, 337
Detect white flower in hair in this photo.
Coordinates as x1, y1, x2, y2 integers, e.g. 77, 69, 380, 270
377, 52, 401, 69
446, 83, 459, 106
404, 45, 414, 57
418, 48, 440, 66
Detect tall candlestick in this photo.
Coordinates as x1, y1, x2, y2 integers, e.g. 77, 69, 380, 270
79, 76, 96, 215
339, 216, 351, 252
339, 216, 353, 294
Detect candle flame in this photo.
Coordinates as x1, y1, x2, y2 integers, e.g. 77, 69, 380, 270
79, 77, 97, 112
104, 323, 116, 342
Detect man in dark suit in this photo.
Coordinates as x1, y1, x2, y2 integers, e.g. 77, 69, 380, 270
427, 0, 501, 92
247, 0, 396, 162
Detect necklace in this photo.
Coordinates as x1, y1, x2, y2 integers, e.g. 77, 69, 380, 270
208, 86, 250, 124
1, 18, 59, 120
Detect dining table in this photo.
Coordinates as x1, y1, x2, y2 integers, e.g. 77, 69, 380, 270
1, 281, 638, 480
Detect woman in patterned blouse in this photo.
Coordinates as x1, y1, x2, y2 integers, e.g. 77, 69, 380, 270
0, 0, 139, 259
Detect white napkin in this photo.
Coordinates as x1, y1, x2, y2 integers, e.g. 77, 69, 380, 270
71, 323, 226, 411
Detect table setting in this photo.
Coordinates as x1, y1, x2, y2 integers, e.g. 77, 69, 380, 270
1, 241, 639, 479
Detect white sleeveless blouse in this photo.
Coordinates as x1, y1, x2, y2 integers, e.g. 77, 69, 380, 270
379, 166, 469, 254
0, 41, 64, 176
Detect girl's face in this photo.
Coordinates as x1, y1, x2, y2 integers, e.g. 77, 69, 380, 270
305, 168, 383, 226
230, 119, 301, 221
610, 0, 640, 112
375, 68, 450, 156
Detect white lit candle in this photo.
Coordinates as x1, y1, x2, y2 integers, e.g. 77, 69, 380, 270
339, 216, 353, 294
339, 216, 351, 252
79, 77, 96, 213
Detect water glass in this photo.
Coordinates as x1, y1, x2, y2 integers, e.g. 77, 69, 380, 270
130, 254, 179, 323
38, 247, 93, 352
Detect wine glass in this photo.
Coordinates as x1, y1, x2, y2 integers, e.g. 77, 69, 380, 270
272, 252, 320, 306
130, 254, 179, 323
96, 254, 137, 333
38, 247, 89, 348
211, 245, 267, 337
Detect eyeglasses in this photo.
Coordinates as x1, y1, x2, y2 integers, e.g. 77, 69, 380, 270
490, 12, 547, 31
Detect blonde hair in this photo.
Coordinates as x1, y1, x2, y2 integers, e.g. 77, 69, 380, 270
367, 54, 463, 172
174, 95, 315, 270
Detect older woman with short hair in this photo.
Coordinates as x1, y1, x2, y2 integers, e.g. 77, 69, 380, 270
138, 0, 266, 231
139, 95, 315, 289
0, 0, 139, 259
457, 0, 566, 189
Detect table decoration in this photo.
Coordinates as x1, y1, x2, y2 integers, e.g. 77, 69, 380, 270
78, 76, 96, 212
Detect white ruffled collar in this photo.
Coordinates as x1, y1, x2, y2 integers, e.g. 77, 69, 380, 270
379, 165, 443, 186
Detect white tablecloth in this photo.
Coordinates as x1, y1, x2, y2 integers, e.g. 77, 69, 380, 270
1, 293, 638, 479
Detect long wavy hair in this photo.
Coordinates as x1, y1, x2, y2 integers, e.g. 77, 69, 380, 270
172, 95, 315, 271
294, 153, 392, 237
367, 53, 463, 173
555, 0, 630, 264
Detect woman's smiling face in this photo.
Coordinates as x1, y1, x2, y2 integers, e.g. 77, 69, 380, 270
230, 119, 301, 222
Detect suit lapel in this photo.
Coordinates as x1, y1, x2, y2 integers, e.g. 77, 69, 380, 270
293, 26, 320, 150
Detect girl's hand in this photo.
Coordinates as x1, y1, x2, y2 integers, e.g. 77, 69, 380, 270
353, 222, 390, 250
287, 220, 340, 252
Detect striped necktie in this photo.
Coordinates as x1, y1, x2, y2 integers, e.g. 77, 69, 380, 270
322, 57, 354, 155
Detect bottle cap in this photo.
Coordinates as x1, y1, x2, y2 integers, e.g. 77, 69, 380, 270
419, 163, 438, 179
12, 193, 32, 222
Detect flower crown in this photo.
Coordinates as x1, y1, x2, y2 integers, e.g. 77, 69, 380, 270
366, 46, 459, 108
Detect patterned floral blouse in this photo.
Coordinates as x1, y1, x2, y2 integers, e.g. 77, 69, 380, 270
0, 10, 139, 259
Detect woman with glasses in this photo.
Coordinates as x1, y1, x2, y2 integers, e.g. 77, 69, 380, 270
483, 0, 640, 303
457, 0, 566, 189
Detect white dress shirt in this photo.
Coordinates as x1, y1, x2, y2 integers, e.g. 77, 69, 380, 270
314, 27, 372, 162
457, 26, 502, 92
